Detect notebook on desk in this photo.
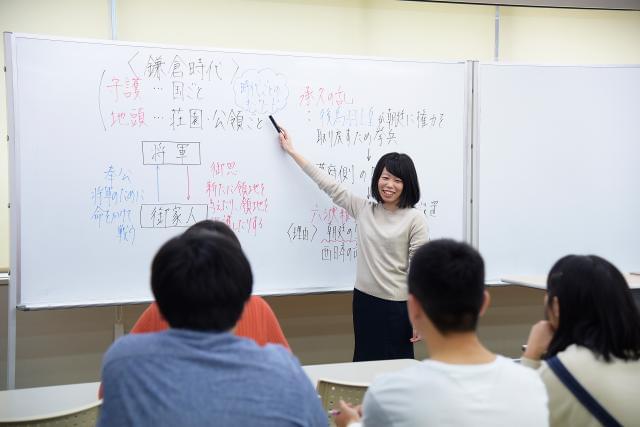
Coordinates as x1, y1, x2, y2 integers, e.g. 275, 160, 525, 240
316, 379, 369, 427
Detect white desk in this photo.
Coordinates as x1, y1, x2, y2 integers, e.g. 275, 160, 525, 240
0, 359, 418, 421
0, 382, 100, 422
501, 274, 640, 311
501, 274, 640, 290
302, 358, 419, 387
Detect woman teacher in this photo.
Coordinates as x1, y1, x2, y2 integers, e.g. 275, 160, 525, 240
278, 128, 428, 361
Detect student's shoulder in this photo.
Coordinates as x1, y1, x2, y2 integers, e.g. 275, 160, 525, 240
497, 355, 546, 386
104, 331, 167, 362
253, 344, 311, 385
368, 362, 428, 392
260, 342, 301, 366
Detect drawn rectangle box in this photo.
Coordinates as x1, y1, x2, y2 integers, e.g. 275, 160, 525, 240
142, 141, 201, 165
140, 203, 209, 228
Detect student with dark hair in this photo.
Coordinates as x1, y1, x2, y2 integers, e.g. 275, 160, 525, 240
522, 254, 640, 426
98, 231, 325, 426
279, 129, 428, 362
335, 239, 548, 427
130, 220, 289, 350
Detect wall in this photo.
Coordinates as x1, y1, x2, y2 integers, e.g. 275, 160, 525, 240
0, 0, 639, 388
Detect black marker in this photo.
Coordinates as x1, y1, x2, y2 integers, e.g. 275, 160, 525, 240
268, 115, 282, 133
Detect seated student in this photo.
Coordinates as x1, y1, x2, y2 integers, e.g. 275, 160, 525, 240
98, 230, 325, 426
131, 220, 290, 350
522, 255, 640, 427
335, 239, 549, 427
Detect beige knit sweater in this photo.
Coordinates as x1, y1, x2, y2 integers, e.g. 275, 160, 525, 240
302, 163, 428, 301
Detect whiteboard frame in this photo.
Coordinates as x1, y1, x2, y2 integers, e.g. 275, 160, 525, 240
6, 32, 472, 309
8, 32, 469, 69
4, 32, 20, 389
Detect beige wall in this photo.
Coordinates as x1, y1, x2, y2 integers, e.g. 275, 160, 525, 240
0, 0, 638, 389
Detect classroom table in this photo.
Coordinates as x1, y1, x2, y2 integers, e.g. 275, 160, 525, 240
302, 358, 419, 388
0, 382, 101, 422
501, 274, 640, 309
500, 273, 640, 290
0, 359, 418, 421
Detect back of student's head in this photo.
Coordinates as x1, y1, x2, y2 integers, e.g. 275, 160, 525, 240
545, 254, 640, 361
408, 239, 485, 334
185, 220, 240, 246
151, 230, 252, 331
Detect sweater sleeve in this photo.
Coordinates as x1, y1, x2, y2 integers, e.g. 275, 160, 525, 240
520, 356, 543, 370
408, 212, 429, 260
301, 162, 368, 219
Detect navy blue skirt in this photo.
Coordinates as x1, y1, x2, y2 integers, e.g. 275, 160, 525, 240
352, 288, 414, 362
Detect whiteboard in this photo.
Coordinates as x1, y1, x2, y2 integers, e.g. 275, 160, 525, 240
477, 63, 640, 281
5, 33, 468, 308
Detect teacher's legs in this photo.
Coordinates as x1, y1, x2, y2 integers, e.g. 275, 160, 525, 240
352, 288, 414, 362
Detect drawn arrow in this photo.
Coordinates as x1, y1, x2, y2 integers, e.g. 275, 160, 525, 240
156, 165, 160, 202
186, 165, 191, 200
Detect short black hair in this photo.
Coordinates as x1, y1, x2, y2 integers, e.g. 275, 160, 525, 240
545, 255, 640, 362
408, 239, 485, 334
185, 220, 240, 246
151, 230, 252, 331
370, 152, 420, 208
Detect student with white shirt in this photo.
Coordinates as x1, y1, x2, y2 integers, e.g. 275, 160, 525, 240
334, 239, 549, 427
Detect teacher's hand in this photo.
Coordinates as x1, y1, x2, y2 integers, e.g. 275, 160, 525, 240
278, 127, 294, 154
277, 127, 309, 168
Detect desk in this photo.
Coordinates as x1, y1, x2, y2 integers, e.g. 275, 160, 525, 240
0, 360, 418, 421
302, 359, 419, 387
501, 274, 640, 290
501, 274, 640, 310
0, 382, 100, 422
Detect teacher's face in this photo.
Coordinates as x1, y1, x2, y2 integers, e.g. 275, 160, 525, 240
378, 167, 404, 208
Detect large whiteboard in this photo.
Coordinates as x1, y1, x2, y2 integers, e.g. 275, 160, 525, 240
5, 33, 468, 308
477, 63, 640, 281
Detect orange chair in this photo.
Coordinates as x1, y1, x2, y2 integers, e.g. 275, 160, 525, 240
130, 296, 290, 349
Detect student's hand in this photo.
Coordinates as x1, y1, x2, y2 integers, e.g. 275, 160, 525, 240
278, 127, 295, 155
410, 329, 422, 343
333, 400, 362, 427
523, 320, 555, 360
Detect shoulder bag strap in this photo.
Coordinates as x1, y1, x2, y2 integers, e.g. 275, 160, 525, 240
546, 355, 622, 427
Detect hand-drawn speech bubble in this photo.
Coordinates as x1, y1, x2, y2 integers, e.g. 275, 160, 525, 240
232, 68, 289, 114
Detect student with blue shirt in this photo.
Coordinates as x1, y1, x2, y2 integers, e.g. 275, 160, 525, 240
98, 230, 325, 427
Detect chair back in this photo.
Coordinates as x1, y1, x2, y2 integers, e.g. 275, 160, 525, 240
316, 379, 368, 427
0, 400, 101, 427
